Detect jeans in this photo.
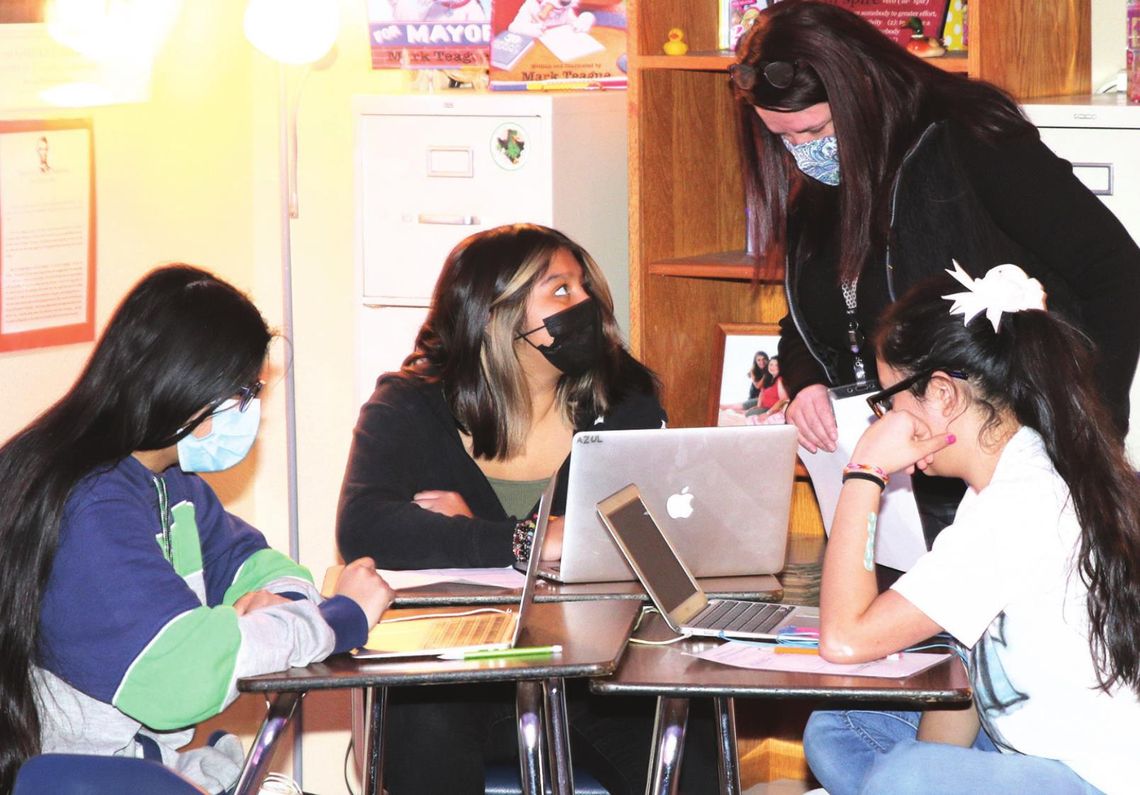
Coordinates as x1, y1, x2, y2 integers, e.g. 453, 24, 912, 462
803, 710, 1104, 795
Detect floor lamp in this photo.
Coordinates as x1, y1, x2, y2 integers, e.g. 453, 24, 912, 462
243, 0, 340, 787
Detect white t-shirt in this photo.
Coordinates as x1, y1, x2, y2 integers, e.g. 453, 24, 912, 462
893, 427, 1140, 795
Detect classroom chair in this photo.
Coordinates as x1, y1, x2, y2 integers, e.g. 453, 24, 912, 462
12, 753, 205, 794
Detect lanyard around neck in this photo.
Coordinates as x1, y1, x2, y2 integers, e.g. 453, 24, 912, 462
841, 278, 868, 385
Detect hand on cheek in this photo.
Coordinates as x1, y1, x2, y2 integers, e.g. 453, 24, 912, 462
853, 410, 955, 476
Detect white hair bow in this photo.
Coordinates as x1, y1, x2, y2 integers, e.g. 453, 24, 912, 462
942, 260, 1047, 333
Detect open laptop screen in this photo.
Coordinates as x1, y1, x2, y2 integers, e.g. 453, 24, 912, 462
604, 495, 699, 614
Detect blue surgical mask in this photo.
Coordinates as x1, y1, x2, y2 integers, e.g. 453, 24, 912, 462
782, 135, 840, 186
177, 398, 261, 472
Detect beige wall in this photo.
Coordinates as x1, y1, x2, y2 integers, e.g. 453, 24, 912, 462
0, 0, 1134, 791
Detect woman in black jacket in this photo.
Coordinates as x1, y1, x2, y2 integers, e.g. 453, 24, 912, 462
731, 0, 1140, 545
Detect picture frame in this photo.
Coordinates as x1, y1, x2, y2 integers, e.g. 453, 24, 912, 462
707, 322, 782, 427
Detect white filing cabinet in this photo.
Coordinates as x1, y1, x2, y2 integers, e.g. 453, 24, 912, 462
353, 92, 628, 405
1022, 95, 1140, 461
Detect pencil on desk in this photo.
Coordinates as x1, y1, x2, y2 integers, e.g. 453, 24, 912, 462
774, 645, 819, 655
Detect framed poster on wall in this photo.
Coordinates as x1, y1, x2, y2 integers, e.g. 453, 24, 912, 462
0, 118, 95, 352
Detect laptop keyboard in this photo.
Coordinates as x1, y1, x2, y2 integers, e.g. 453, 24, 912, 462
688, 600, 794, 635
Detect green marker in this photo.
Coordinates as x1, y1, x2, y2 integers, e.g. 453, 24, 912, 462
438, 644, 562, 661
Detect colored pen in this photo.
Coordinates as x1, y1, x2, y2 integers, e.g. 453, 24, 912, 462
438, 644, 562, 661
774, 645, 819, 655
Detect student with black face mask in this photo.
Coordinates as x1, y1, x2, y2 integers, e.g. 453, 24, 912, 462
336, 223, 716, 794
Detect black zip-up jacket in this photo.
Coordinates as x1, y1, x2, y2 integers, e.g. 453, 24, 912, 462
779, 119, 1140, 434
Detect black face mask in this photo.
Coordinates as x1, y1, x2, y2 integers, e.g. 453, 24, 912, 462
516, 298, 604, 377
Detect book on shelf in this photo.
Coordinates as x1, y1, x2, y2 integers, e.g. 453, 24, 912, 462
720, 0, 953, 54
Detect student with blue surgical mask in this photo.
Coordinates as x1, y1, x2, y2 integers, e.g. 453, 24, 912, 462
729, 1, 1140, 554
0, 265, 394, 794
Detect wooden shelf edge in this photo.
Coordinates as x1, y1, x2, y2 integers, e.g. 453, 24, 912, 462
632, 52, 734, 72
647, 251, 784, 283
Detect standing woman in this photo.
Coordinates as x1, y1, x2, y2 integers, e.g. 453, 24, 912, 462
731, 0, 1140, 542
805, 268, 1140, 794
0, 265, 392, 794
337, 224, 714, 794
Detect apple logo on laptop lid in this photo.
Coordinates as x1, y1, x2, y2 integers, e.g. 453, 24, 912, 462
665, 486, 694, 519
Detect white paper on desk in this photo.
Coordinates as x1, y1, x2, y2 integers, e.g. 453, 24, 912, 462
697, 642, 952, 679
378, 567, 525, 590
798, 393, 928, 571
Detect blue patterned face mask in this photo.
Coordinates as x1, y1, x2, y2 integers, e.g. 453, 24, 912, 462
177, 398, 261, 472
782, 135, 840, 186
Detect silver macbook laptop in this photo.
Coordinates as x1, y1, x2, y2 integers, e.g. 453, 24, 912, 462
596, 483, 818, 640
540, 425, 800, 583
356, 475, 554, 659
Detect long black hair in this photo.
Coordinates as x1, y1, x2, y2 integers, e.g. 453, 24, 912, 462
403, 223, 658, 460
0, 265, 271, 792
876, 276, 1140, 696
732, 0, 1036, 281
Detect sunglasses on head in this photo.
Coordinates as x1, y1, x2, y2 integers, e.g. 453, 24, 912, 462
728, 60, 798, 91
866, 369, 968, 418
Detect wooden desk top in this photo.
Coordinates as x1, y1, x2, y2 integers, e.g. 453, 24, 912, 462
322, 567, 782, 606
590, 615, 971, 705
237, 600, 641, 693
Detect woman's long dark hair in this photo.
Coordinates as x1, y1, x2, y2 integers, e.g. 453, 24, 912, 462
751, 351, 773, 389
733, 0, 1036, 281
402, 223, 658, 460
0, 265, 270, 793
876, 277, 1140, 696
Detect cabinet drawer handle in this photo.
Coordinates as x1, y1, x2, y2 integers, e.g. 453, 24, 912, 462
1071, 163, 1113, 196
417, 213, 481, 225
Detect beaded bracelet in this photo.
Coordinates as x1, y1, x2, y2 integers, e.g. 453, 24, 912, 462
843, 462, 889, 486
512, 517, 537, 562
842, 470, 887, 491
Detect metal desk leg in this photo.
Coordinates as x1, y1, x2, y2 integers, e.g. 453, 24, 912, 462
516, 680, 546, 795
543, 677, 574, 795
714, 697, 741, 795
646, 697, 689, 795
362, 686, 389, 795
232, 691, 301, 795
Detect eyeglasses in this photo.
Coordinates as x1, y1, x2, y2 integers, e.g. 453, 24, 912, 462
728, 60, 798, 92
866, 370, 967, 418
207, 379, 264, 416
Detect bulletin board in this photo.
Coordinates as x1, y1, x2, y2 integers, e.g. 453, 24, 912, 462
0, 118, 95, 352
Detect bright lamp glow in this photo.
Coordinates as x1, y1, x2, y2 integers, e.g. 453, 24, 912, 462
244, 0, 340, 65
45, 0, 181, 63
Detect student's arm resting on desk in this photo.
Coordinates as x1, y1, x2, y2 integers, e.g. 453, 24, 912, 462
336, 376, 517, 568
818, 411, 949, 663
39, 484, 370, 732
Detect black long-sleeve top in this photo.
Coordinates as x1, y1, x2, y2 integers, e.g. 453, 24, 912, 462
336, 374, 667, 569
779, 120, 1140, 434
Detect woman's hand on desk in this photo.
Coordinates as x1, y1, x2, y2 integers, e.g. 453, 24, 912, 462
540, 516, 564, 561
413, 490, 474, 518
335, 557, 395, 626
786, 384, 838, 453
233, 590, 290, 616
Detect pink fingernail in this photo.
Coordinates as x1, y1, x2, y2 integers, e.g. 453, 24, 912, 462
947, 434, 956, 444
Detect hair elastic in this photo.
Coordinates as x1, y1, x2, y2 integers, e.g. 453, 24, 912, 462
842, 471, 887, 491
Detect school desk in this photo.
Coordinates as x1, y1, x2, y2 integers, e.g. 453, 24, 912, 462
590, 613, 973, 795
232, 599, 641, 795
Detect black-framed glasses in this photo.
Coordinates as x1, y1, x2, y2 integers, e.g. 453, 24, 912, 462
728, 60, 798, 91
866, 370, 967, 418
207, 379, 264, 416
